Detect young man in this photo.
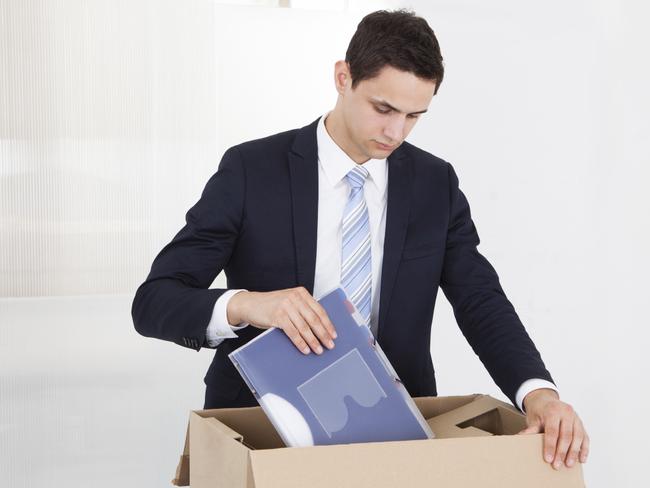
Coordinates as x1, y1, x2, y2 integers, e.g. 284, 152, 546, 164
132, 9, 588, 470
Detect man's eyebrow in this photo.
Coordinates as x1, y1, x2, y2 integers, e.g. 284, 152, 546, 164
370, 97, 428, 115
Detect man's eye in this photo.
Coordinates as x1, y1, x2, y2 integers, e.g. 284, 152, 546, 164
407, 114, 420, 119
375, 106, 390, 114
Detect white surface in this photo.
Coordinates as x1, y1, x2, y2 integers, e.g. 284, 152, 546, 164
412, 2, 650, 487
0, 294, 212, 487
1, 0, 648, 487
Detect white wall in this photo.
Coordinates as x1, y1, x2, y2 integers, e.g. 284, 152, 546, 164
0, 0, 220, 296
407, 1, 650, 487
1, 0, 648, 486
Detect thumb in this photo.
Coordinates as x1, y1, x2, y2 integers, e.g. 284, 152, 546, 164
518, 421, 542, 435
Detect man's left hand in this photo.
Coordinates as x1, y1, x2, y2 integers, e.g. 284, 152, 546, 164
518, 388, 589, 470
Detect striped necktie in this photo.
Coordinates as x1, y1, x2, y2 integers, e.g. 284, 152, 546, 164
341, 165, 372, 326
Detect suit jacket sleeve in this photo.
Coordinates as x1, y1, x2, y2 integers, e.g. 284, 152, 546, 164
131, 146, 245, 351
439, 162, 554, 406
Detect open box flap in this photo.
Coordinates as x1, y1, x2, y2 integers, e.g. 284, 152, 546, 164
172, 419, 190, 486
426, 395, 527, 439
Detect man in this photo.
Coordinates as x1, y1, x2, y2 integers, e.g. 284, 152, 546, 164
132, 9, 588, 470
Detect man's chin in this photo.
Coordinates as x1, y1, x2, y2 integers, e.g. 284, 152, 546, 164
369, 148, 396, 159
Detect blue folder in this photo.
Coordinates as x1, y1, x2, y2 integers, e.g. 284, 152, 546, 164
228, 287, 434, 447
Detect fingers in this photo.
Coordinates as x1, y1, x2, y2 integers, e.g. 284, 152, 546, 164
518, 423, 542, 435
580, 431, 590, 464
565, 417, 585, 468
285, 304, 325, 355
278, 318, 311, 354
535, 400, 590, 470
295, 287, 337, 346
303, 290, 337, 340
552, 417, 573, 469
275, 287, 337, 355
543, 417, 560, 465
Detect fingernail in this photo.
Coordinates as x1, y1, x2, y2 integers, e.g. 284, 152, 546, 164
302, 347, 310, 354
567, 459, 574, 467
332, 331, 338, 338
553, 462, 561, 470
545, 454, 553, 463
327, 340, 334, 349
316, 346, 323, 354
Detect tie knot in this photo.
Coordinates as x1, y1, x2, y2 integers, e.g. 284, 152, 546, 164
345, 165, 369, 189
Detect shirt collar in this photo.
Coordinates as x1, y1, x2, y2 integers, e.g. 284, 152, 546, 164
316, 112, 388, 199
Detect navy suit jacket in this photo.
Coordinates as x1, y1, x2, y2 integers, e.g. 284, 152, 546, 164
132, 116, 553, 409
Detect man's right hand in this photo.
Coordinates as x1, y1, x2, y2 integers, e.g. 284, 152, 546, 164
226, 287, 337, 355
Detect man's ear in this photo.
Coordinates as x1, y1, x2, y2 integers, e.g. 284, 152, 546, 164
334, 60, 351, 95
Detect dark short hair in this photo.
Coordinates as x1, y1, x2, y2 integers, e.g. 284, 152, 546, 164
345, 9, 444, 94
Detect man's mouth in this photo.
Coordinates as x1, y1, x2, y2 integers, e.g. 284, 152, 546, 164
375, 141, 396, 150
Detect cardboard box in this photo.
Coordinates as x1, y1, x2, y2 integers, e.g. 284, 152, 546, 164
172, 394, 585, 487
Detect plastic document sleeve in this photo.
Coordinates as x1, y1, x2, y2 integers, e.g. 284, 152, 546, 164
228, 287, 434, 448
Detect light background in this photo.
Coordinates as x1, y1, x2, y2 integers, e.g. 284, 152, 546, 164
1, 0, 648, 486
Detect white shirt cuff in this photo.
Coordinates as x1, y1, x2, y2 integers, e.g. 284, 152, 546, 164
205, 289, 249, 347
515, 378, 559, 413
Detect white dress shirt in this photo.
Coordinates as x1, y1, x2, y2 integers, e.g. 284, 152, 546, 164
205, 112, 557, 411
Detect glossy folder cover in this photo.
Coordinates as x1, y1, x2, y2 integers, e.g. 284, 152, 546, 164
228, 287, 434, 447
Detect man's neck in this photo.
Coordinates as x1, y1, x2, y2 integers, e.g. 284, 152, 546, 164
324, 110, 370, 164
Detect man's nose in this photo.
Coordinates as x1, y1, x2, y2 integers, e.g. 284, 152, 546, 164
383, 115, 406, 143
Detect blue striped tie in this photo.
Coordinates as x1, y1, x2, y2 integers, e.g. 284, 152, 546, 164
341, 165, 372, 326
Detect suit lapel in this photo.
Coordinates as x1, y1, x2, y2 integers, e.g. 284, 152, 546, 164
378, 147, 412, 339
288, 117, 321, 295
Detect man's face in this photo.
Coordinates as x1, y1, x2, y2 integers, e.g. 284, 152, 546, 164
337, 64, 437, 162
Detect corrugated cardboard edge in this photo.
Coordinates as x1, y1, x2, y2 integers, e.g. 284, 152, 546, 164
172, 411, 246, 486
172, 408, 263, 486
172, 418, 190, 486
188, 410, 252, 488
